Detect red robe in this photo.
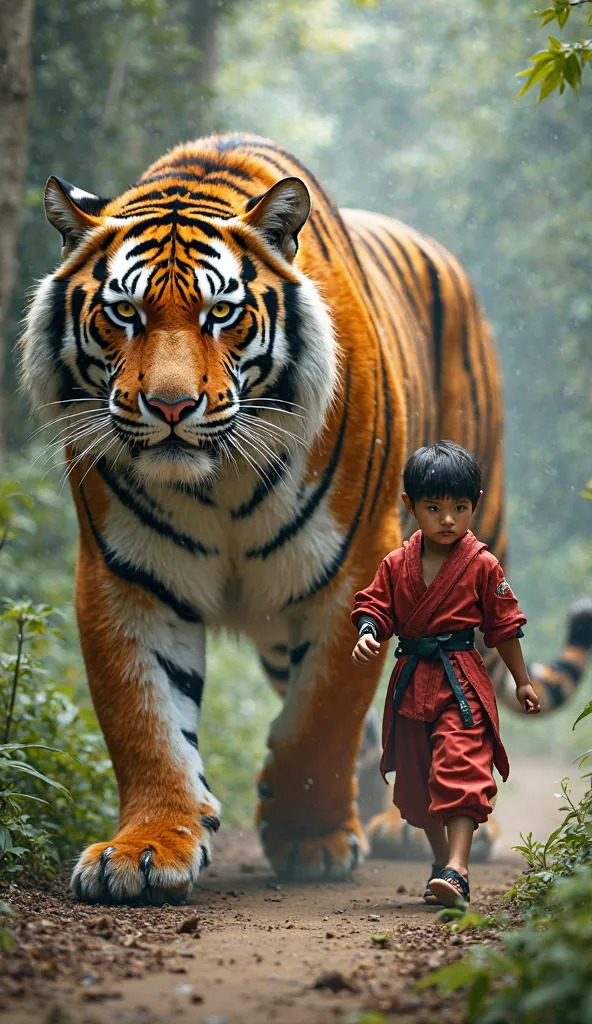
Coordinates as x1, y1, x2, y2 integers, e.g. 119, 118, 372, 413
352, 530, 527, 783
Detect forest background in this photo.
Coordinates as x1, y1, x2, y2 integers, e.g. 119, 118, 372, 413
1, 0, 591, 843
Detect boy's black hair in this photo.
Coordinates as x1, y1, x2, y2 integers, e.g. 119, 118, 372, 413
403, 441, 482, 509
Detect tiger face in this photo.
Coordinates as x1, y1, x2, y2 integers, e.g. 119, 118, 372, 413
23, 173, 337, 487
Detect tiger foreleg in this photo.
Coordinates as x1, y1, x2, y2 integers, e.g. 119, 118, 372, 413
256, 604, 385, 881
71, 558, 219, 905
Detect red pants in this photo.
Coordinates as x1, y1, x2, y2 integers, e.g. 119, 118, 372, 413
392, 684, 497, 829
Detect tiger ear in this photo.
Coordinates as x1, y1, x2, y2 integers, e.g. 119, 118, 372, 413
44, 176, 109, 257
242, 177, 311, 261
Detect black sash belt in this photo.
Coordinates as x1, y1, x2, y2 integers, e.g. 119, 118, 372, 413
393, 628, 476, 728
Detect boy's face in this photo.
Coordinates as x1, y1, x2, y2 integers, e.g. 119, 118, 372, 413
402, 493, 481, 546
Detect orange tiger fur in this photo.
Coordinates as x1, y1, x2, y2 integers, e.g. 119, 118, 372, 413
21, 133, 589, 902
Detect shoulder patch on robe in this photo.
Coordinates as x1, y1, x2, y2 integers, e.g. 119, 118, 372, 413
495, 577, 512, 597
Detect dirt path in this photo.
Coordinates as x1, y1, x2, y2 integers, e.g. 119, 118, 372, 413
1, 756, 579, 1024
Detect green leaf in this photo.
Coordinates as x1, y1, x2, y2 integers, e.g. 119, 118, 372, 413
516, 53, 558, 98
573, 700, 592, 730
537, 67, 563, 101
467, 972, 490, 1019
543, 825, 563, 858
563, 52, 582, 93
417, 959, 480, 992
0, 742, 69, 754
0, 760, 71, 795
6, 792, 51, 806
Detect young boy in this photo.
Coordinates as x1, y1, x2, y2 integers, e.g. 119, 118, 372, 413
351, 441, 540, 907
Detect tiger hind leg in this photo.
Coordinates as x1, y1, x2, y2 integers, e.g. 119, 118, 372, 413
255, 612, 384, 882
259, 640, 388, 869
366, 801, 499, 863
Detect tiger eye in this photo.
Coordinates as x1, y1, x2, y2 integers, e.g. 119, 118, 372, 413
211, 302, 231, 319
116, 301, 136, 319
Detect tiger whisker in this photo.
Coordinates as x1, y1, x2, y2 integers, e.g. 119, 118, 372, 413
239, 397, 308, 413
231, 428, 286, 489
238, 401, 307, 421
60, 428, 116, 491
236, 412, 309, 452
30, 417, 111, 469
112, 440, 128, 469
36, 397, 110, 411
219, 437, 240, 478
79, 433, 119, 488
28, 407, 109, 441
234, 424, 293, 483
30, 412, 110, 453
30, 413, 111, 466
227, 432, 273, 490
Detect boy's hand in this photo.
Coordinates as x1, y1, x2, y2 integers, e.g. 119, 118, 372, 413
516, 682, 541, 714
352, 634, 381, 665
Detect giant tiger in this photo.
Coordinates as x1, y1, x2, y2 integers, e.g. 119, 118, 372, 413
22, 134, 592, 904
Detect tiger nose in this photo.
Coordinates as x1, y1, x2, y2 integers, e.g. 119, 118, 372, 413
145, 395, 198, 424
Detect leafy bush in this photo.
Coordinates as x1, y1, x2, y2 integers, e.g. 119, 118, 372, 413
0, 485, 118, 884
421, 700, 592, 1022
0, 597, 118, 882
508, 699, 592, 906
421, 870, 592, 1024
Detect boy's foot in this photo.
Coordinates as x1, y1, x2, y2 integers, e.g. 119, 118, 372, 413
423, 862, 445, 905
429, 867, 470, 907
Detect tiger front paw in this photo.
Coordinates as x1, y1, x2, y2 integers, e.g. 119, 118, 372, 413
71, 813, 220, 905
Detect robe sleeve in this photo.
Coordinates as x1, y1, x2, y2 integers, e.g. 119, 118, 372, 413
479, 557, 527, 649
351, 558, 396, 641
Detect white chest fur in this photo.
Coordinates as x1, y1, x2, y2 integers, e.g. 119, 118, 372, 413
100, 451, 344, 634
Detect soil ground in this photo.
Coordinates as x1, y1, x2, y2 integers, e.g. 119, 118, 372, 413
0, 756, 580, 1024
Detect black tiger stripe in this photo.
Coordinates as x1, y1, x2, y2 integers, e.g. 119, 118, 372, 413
96, 464, 218, 556
368, 345, 392, 521
155, 652, 205, 707
78, 483, 202, 624
290, 642, 310, 666
236, 137, 373, 301
245, 368, 351, 559
72, 291, 107, 383
155, 152, 254, 182
182, 730, 199, 749
287, 359, 378, 605
231, 452, 290, 520
259, 655, 289, 683
354, 227, 424, 448
419, 247, 444, 394
309, 216, 330, 261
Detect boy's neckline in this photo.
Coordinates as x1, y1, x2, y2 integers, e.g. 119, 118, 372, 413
419, 530, 467, 589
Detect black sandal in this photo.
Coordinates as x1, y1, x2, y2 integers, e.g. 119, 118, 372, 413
423, 863, 444, 905
429, 867, 470, 907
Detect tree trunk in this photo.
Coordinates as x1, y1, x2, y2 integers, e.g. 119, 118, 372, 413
184, 0, 230, 139
0, 0, 34, 467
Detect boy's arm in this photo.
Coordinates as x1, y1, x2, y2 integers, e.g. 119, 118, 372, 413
351, 553, 399, 642
351, 555, 400, 665
496, 636, 541, 714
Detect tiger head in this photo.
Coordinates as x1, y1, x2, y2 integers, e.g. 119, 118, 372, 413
22, 165, 337, 487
